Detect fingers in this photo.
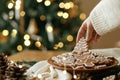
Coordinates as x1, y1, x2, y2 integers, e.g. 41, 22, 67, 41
76, 17, 101, 44
86, 24, 93, 42
76, 24, 86, 42
95, 34, 101, 42
87, 31, 101, 44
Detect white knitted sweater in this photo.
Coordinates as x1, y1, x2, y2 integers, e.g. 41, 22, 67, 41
89, 0, 120, 36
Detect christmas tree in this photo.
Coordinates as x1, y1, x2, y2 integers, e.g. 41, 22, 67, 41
0, 0, 86, 55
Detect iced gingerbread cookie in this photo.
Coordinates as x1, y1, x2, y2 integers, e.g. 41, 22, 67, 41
48, 37, 118, 72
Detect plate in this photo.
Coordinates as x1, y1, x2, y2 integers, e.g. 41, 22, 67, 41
48, 57, 119, 73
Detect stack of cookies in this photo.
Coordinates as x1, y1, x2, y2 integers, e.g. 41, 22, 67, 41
48, 37, 119, 80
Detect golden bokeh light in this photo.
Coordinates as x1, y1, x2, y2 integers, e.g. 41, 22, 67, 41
17, 45, 23, 51
2, 30, 9, 36
69, 2, 74, 8
64, 3, 71, 9
24, 40, 31, 46
46, 25, 53, 32
63, 12, 69, 19
58, 42, 64, 48
53, 44, 58, 50
24, 34, 30, 40
35, 41, 41, 47
67, 35, 73, 42
79, 13, 87, 21
11, 29, 18, 37
15, 0, 21, 10
57, 11, 63, 17
8, 3, 14, 9
59, 2, 64, 8
44, 0, 51, 6
20, 11, 25, 17
36, 0, 43, 3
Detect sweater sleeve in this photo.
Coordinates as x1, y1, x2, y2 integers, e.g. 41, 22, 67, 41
89, 0, 120, 36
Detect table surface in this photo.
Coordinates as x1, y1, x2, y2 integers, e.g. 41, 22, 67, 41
8, 50, 66, 62
8, 48, 120, 62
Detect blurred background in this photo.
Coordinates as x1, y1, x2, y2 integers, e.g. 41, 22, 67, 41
0, 0, 120, 55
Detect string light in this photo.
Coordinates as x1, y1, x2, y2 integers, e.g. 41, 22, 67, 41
24, 34, 30, 40
79, 13, 87, 21
59, 2, 64, 8
9, 10, 14, 19
24, 40, 31, 46
53, 44, 58, 50
57, 11, 63, 17
17, 45, 23, 51
36, 0, 43, 3
20, 11, 25, 17
2, 30, 9, 36
69, 2, 74, 8
64, 3, 71, 9
46, 25, 53, 32
8, 2, 14, 9
35, 41, 41, 47
11, 29, 18, 37
62, 12, 69, 19
67, 35, 73, 42
15, 0, 21, 10
45, 22, 54, 42
44, 0, 51, 6
58, 42, 64, 48
15, 0, 21, 20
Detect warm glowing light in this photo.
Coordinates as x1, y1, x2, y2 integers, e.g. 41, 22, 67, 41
44, 0, 51, 6
57, 11, 63, 17
20, 11, 25, 17
40, 15, 46, 21
69, 2, 74, 8
59, 2, 64, 8
54, 44, 58, 50
46, 25, 53, 32
63, 70, 67, 74
2, 30, 9, 36
9, 11, 14, 19
15, 0, 21, 10
35, 41, 41, 47
24, 40, 31, 46
36, 0, 43, 3
58, 42, 64, 48
11, 29, 18, 37
8, 3, 14, 9
24, 34, 30, 40
63, 12, 69, 19
79, 13, 87, 20
17, 45, 23, 51
64, 3, 71, 9
67, 35, 73, 42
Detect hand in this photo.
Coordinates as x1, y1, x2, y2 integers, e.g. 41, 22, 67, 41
76, 17, 101, 44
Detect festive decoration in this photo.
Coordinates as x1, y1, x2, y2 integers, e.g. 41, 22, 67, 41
0, 0, 84, 54
27, 18, 38, 35
0, 53, 27, 80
